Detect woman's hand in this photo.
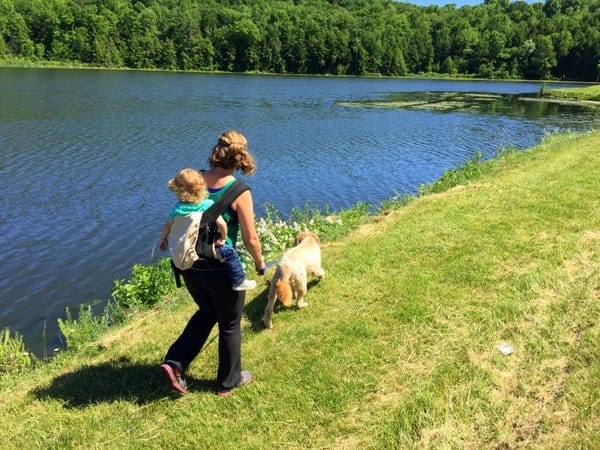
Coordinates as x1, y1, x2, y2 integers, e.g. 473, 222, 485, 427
255, 261, 267, 275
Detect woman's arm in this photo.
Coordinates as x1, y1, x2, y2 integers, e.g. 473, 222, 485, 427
233, 190, 265, 273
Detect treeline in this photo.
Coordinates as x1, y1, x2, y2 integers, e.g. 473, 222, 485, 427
1, 0, 599, 81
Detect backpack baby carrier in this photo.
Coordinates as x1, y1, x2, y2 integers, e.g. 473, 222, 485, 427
169, 179, 249, 287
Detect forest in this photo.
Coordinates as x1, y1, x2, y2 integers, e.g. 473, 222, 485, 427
1, 0, 599, 81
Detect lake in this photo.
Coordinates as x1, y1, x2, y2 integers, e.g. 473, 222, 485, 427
0, 68, 597, 356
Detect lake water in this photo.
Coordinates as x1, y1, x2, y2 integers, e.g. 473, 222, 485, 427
1, 68, 597, 356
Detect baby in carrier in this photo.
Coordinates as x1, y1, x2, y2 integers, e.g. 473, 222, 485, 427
158, 168, 256, 291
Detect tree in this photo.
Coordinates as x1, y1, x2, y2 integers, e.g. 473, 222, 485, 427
543, 0, 562, 17
0, 0, 34, 57
404, 10, 433, 73
441, 55, 457, 74
522, 35, 557, 79
120, 3, 162, 68
90, 8, 123, 67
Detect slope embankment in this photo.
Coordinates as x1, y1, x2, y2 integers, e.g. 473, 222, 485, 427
1, 130, 599, 449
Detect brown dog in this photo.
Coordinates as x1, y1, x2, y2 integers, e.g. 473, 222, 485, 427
263, 231, 325, 329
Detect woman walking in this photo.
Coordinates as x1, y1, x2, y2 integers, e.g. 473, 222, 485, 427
161, 130, 265, 397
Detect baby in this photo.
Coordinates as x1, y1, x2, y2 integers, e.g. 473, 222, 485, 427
158, 168, 256, 291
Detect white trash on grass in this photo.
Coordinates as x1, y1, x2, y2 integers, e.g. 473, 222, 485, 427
496, 342, 514, 355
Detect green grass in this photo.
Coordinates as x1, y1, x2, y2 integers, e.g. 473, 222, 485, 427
1, 130, 599, 449
543, 84, 600, 101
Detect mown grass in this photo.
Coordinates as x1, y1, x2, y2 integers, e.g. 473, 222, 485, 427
1, 130, 599, 449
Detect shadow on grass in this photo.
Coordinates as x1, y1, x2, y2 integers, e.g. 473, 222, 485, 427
31, 356, 215, 408
244, 279, 322, 332
244, 285, 270, 331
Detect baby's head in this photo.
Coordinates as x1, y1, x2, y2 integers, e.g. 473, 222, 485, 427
168, 168, 207, 204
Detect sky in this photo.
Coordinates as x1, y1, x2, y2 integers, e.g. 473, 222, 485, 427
404, 0, 538, 6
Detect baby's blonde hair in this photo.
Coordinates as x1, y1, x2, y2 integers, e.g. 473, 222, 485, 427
208, 129, 256, 175
168, 168, 207, 203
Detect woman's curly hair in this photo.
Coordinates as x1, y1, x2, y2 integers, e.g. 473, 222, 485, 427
208, 129, 256, 175
167, 168, 207, 203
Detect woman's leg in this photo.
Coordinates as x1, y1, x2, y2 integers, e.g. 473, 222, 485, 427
163, 264, 248, 393
213, 286, 246, 391
163, 269, 217, 371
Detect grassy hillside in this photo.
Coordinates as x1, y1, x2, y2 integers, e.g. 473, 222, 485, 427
1, 130, 599, 449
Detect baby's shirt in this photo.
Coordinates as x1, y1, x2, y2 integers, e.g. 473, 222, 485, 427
168, 199, 214, 219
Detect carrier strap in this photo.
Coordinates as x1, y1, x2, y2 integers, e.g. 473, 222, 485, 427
201, 179, 250, 226
171, 259, 182, 288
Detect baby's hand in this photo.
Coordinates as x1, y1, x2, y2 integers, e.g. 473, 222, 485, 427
159, 239, 168, 251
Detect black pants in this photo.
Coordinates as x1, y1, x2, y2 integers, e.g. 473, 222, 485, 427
164, 260, 246, 391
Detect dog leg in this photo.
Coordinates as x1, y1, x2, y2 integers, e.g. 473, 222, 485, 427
296, 272, 308, 308
312, 267, 325, 278
263, 282, 278, 329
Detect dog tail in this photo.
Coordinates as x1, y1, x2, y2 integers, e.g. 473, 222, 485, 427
276, 265, 294, 307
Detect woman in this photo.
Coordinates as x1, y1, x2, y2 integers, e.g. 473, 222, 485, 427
160, 130, 265, 397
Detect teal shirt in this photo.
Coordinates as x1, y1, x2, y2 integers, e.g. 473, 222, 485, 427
168, 198, 214, 218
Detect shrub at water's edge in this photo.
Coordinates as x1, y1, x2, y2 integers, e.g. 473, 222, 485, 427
0, 328, 35, 374
111, 258, 175, 310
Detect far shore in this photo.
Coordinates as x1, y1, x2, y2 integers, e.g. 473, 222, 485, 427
2, 58, 599, 86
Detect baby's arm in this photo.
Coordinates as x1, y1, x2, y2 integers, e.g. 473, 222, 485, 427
215, 216, 228, 246
158, 219, 173, 251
